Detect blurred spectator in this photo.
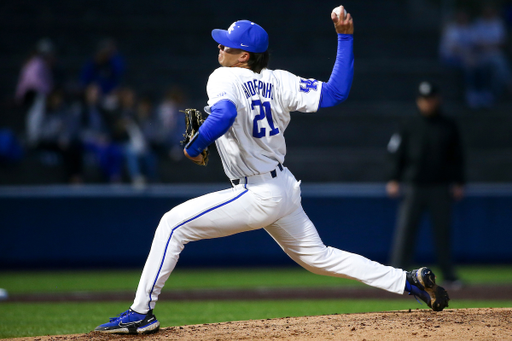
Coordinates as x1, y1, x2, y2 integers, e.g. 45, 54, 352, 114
472, 4, 512, 102
105, 87, 135, 144
15, 38, 56, 106
130, 95, 160, 184
26, 89, 83, 183
439, 10, 485, 108
80, 38, 125, 97
156, 86, 187, 161
103, 87, 151, 185
440, 5, 512, 108
439, 11, 475, 69
80, 84, 108, 144
79, 83, 124, 183
0, 129, 23, 165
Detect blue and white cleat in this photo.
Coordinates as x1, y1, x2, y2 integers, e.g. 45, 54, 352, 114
94, 309, 160, 334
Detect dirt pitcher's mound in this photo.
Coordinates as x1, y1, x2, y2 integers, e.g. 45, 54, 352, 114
13, 308, 512, 341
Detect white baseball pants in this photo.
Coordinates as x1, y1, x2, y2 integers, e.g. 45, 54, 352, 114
131, 167, 406, 313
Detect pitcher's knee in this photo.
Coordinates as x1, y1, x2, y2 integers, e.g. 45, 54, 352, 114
295, 250, 333, 275
160, 208, 181, 227
154, 209, 181, 237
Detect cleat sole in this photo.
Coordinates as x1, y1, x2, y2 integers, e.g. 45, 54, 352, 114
137, 321, 160, 334
417, 267, 450, 311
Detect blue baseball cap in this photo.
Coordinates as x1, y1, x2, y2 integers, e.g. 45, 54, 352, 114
212, 20, 268, 53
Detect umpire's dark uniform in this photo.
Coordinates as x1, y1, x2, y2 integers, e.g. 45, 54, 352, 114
386, 81, 465, 283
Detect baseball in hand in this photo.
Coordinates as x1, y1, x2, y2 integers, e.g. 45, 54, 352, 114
332, 6, 347, 20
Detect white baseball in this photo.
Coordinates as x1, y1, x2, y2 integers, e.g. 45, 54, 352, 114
332, 6, 347, 19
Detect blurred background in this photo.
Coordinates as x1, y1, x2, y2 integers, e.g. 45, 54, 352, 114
0, 0, 511, 270
1, 0, 511, 185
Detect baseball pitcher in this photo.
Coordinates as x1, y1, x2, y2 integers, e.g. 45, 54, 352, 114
95, 6, 449, 334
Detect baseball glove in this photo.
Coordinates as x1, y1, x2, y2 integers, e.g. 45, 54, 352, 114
181, 108, 209, 166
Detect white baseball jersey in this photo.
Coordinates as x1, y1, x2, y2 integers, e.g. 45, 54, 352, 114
206, 67, 322, 180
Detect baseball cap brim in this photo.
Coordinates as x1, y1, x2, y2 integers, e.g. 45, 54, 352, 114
211, 29, 240, 50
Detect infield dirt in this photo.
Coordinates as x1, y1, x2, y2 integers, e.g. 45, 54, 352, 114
9, 308, 512, 341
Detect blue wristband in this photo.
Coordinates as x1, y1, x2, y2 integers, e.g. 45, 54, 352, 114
185, 100, 237, 157
185, 132, 210, 157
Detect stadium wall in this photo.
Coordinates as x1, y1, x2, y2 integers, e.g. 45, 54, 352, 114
0, 184, 511, 269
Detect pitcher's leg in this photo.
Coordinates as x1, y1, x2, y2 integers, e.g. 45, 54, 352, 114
265, 206, 406, 294
131, 186, 263, 313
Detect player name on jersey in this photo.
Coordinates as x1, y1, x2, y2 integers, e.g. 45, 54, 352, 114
241, 79, 274, 100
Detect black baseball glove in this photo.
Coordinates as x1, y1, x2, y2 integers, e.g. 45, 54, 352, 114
181, 108, 209, 166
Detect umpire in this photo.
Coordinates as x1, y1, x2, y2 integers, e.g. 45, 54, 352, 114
386, 81, 465, 287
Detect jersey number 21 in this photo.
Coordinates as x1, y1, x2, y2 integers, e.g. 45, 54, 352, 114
252, 100, 280, 138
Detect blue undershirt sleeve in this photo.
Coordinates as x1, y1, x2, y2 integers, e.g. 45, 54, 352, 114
319, 34, 354, 108
185, 99, 237, 157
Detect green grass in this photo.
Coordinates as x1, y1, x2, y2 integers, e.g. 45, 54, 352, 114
1, 300, 511, 339
0, 265, 511, 338
1, 265, 512, 294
